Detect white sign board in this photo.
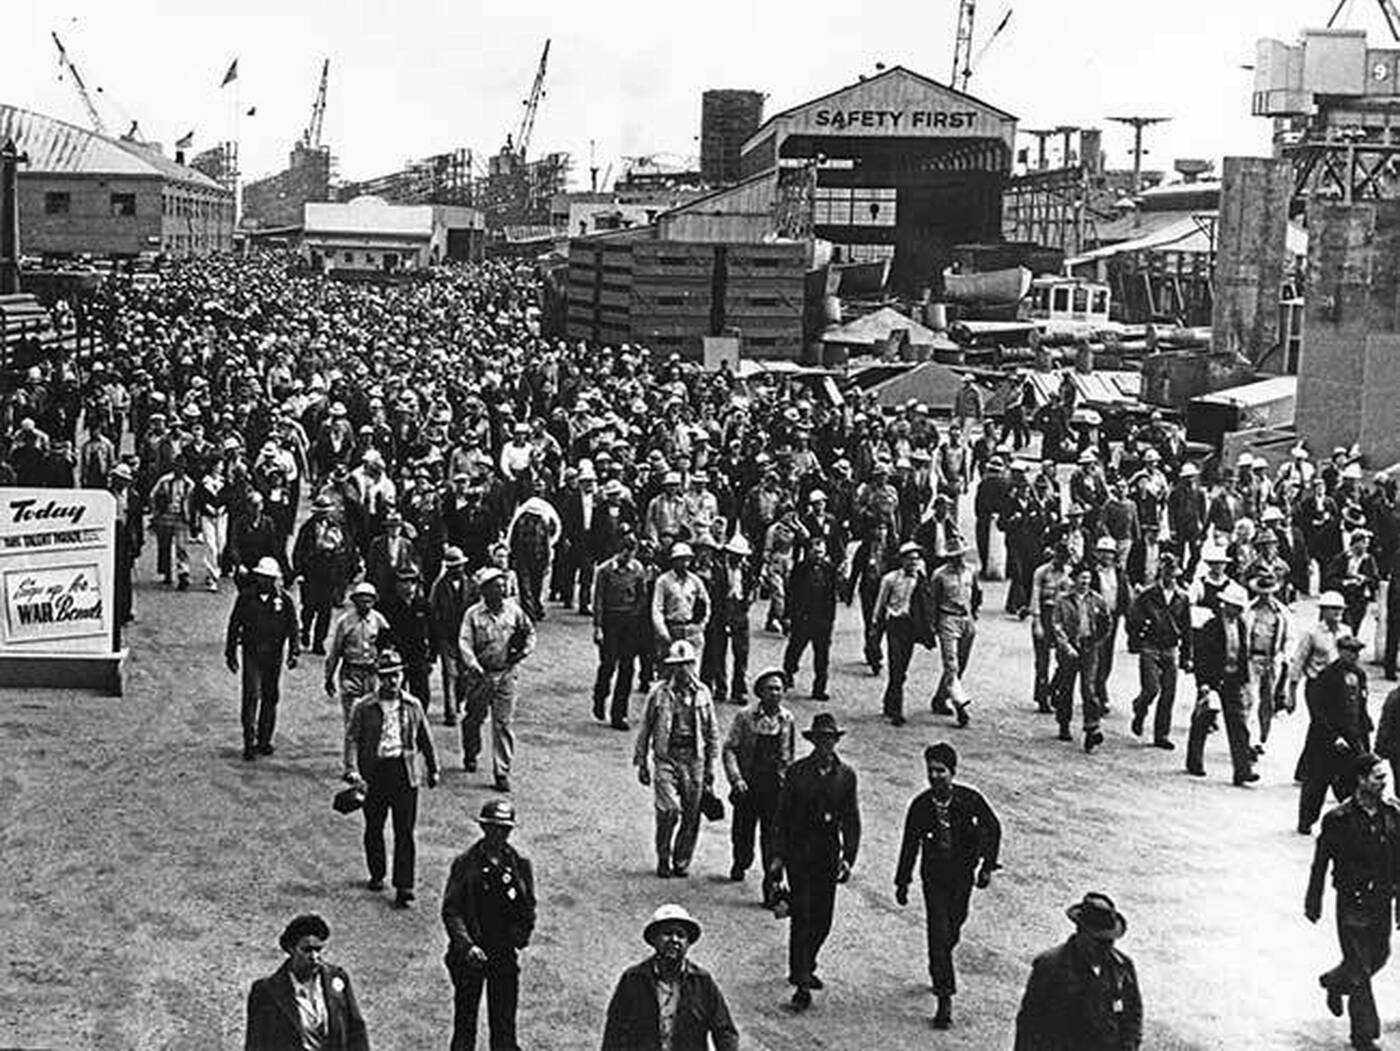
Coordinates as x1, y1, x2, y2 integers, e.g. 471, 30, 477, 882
0, 488, 117, 655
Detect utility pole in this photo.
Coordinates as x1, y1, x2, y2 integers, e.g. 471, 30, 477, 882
1109, 115, 1171, 194
1, 139, 29, 295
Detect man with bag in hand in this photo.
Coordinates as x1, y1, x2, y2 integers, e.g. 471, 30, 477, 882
442, 799, 536, 1051
225, 556, 300, 761
635, 640, 719, 879
893, 742, 1001, 1030
1305, 752, 1400, 1051
722, 667, 795, 907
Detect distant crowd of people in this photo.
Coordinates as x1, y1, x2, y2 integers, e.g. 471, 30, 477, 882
10, 252, 1400, 1048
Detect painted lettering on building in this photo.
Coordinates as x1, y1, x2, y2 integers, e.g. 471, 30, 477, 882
812, 109, 980, 131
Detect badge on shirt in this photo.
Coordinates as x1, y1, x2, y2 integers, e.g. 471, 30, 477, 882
331, 976, 345, 995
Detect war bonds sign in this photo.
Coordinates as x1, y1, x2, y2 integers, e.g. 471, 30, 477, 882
0, 488, 116, 654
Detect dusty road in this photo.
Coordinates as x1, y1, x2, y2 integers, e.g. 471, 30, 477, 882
0, 527, 1386, 1050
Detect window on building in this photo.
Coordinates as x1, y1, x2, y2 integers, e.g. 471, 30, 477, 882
343, 252, 353, 263
1072, 286, 1089, 313
44, 191, 71, 215
839, 243, 896, 263
1052, 286, 1071, 313
813, 187, 897, 227
110, 193, 137, 217
1092, 289, 1109, 315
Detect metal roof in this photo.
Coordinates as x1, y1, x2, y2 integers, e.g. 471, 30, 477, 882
0, 104, 226, 191
304, 197, 434, 237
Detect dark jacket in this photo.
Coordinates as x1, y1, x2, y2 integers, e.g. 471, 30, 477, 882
1376, 686, 1400, 764
894, 783, 1001, 888
225, 587, 300, 663
345, 695, 439, 788
787, 557, 838, 627
1124, 583, 1192, 663
1298, 657, 1372, 782
775, 753, 861, 876
601, 958, 739, 1051
1014, 935, 1143, 1051
1306, 795, 1400, 920
380, 590, 435, 668
1193, 615, 1249, 691
442, 839, 536, 958
244, 962, 369, 1051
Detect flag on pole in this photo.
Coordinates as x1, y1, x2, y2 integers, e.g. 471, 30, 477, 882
220, 59, 238, 88
175, 130, 194, 149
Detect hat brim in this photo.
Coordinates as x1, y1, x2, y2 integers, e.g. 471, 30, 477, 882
1066, 903, 1127, 938
802, 728, 846, 741
644, 919, 701, 946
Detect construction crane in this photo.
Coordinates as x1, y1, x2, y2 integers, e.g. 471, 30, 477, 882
51, 31, 109, 136
1328, 0, 1400, 41
969, 9, 1013, 79
300, 59, 329, 150
514, 39, 550, 161
1108, 115, 1172, 194
951, 0, 977, 91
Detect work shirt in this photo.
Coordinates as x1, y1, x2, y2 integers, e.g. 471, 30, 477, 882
652, 569, 709, 638
1248, 599, 1287, 657
1291, 620, 1353, 683
327, 609, 389, 670
377, 697, 403, 758
289, 970, 327, 1051
459, 598, 535, 675
593, 555, 648, 620
873, 569, 920, 622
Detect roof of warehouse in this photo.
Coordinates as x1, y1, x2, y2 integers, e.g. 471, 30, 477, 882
0, 104, 226, 190
751, 65, 1017, 137
304, 197, 434, 237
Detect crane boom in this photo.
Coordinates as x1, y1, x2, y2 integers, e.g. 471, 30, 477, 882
515, 39, 550, 160
302, 59, 329, 149
951, 0, 977, 91
51, 32, 109, 136
1328, 0, 1400, 40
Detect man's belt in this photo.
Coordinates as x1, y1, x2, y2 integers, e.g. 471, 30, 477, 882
343, 661, 376, 670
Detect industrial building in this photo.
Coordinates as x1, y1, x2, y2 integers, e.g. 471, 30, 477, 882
301, 196, 484, 274
0, 104, 234, 260
243, 144, 332, 230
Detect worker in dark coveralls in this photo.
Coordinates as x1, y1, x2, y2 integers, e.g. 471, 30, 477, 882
893, 742, 1001, 1030
601, 904, 739, 1051
1305, 752, 1400, 1051
1014, 892, 1143, 1051
770, 711, 861, 1011
244, 914, 369, 1051
225, 556, 300, 762
442, 799, 536, 1051
1300, 635, 1373, 835
722, 667, 795, 907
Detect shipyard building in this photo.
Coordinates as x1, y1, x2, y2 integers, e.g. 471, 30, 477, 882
0, 104, 234, 260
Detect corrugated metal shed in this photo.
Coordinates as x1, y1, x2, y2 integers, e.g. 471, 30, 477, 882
0, 104, 224, 189
1024, 369, 1142, 406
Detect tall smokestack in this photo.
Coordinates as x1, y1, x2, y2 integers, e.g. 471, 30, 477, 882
0, 138, 27, 295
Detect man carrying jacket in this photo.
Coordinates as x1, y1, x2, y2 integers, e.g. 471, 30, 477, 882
894, 742, 1001, 1030
442, 800, 536, 1051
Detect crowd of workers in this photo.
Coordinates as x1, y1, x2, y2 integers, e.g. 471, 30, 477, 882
6, 251, 1400, 1049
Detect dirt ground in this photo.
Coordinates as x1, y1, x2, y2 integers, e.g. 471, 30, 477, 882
0, 519, 1389, 1050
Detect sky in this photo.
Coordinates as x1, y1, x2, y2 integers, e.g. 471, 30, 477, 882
6, 0, 1398, 188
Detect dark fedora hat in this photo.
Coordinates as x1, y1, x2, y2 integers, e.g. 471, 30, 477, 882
802, 712, 846, 741
1066, 892, 1127, 938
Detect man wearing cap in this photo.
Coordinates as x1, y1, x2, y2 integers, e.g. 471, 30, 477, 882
874, 540, 927, 725
635, 640, 719, 879
1014, 892, 1143, 1051
1245, 570, 1290, 753
1188, 581, 1258, 784
928, 538, 982, 725
1126, 553, 1193, 749
936, 424, 971, 517
110, 462, 141, 629
1293, 592, 1358, 827
762, 504, 808, 634
772, 711, 860, 1009
1167, 462, 1207, 576
1089, 535, 1131, 716
1326, 528, 1380, 636
1305, 752, 1400, 1051
601, 904, 739, 1050
366, 509, 419, 604
507, 480, 562, 622
559, 460, 601, 614
894, 742, 1001, 1029
651, 542, 710, 661
459, 567, 535, 792
149, 455, 195, 589
1299, 633, 1373, 834
245, 914, 369, 1051
1030, 542, 1073, 713
972, 456, 1008, 581
1052, 563, 1113, 751
442, 800, 537, 1051
783, 534, 839, 701
382, 565, 435, 716
326, 583, 391, 770
291, 495, 359, 655
225, 557, 301, 761
723, 667, 796, 905
645, 471, 687, 545
345, 648, 440, 908
999, 462, 1042, 616
430, 547, 474, 728
592, 530, 650, 728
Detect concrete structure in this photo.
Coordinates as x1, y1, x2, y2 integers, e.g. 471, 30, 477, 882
1295, 198, 1400, 467
737, 66, 1017, 292
242, 144, 332, 230
302, 196, 484, 274
0, 104, 233, 259
701, 90, 764, 187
